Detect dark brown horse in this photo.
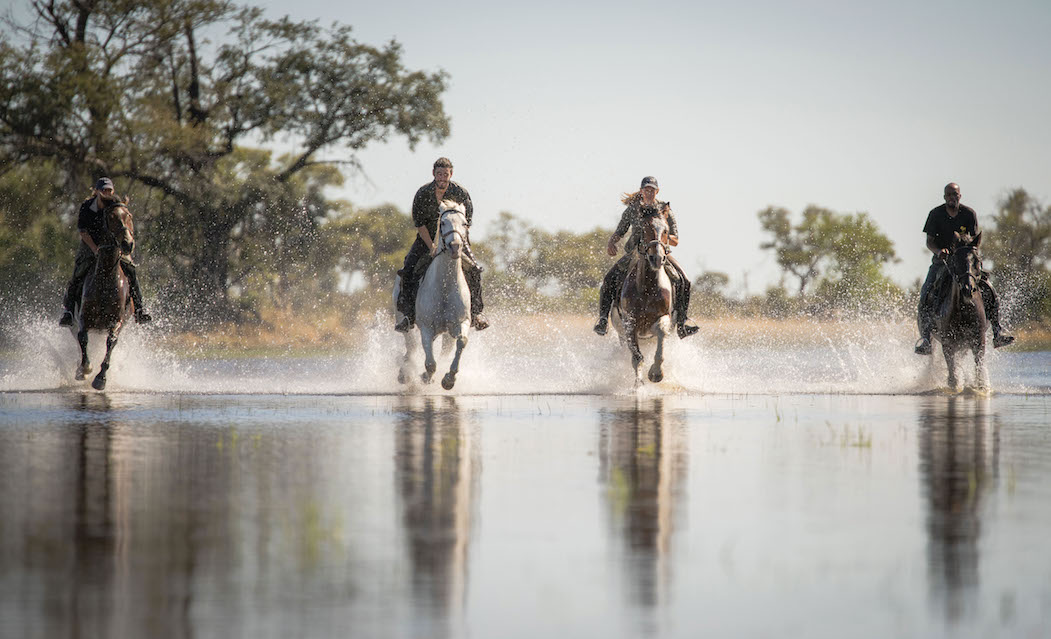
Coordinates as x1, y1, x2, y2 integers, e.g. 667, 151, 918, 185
72, 198, 136, 390
932, 232, 989, 390
612, 210, 674, 385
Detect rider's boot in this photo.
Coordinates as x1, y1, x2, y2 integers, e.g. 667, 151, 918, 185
135, 309, 152, 324
677, 318, 699, 339
594, 317, 609, 336
59, 309, 74, 327
914, 335, 933, 355
471, 313, 490, 331
394, 316, 413, 333
993, 330, 1015, 349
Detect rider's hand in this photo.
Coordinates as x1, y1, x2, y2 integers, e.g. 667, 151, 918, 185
606, 238, 618, 256
429, 244, 439, 257
938, 248, 950, 259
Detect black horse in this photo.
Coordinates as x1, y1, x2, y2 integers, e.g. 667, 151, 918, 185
930, 232, 989, 390
72, 199, 136, 390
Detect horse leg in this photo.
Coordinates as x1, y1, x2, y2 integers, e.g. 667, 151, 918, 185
419, 326, 437, 384
92, 327, 119, 391
76, 328, 91, 380
442, 328, 469, 390
627, 329, 644, 386
397, 331, 414, 384
648, 318, 670, 383
974, 341, 989, 390
943, 343, 959, 391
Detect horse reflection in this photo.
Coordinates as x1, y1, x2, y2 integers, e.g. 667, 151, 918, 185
918, 397, 998, 622
394, 396, 478, 637
598, 398, 687, 618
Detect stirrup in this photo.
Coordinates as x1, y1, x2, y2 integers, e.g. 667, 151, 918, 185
593, 318, 608, 336
135, 310, 152, 324
993, 334, 1015, 349
59, 310, 74, 327
914, 337, 932, 355
394, 317, 413, 333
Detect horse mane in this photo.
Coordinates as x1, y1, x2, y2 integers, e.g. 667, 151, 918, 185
439, 199, 466, 215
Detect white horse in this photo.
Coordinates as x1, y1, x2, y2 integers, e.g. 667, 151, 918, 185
395, 201, 472, 390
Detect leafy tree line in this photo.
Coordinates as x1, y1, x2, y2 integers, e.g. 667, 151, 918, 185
1, 2, 1048, 330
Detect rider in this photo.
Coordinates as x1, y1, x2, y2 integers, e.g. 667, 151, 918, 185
59, 177, 151, 326
394, 157, 488, 332
594, 176, 699, 339
915, 182, 1013, 355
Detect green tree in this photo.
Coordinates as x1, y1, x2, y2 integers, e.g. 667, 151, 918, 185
758, 205, 900, 314
0, 0, 449, 321
984, 188, 1051, 322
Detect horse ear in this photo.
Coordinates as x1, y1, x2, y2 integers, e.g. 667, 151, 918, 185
971, 231, 982, 248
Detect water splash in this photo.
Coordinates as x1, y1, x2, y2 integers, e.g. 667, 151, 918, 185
0, 311, 1046, 395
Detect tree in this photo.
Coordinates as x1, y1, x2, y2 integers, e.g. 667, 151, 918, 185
758, 205, 900, 314
984, 188, 1051, 322
0, 0, 449, 321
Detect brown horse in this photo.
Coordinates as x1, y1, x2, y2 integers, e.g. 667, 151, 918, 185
73, 198, 136, 390
612, 211, 674, 385
932, 232, 989, 390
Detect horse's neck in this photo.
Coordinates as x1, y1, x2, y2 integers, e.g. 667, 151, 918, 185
428, 252, 466, 288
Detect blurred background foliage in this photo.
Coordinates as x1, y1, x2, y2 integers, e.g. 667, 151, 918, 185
1, 0, 1048, 339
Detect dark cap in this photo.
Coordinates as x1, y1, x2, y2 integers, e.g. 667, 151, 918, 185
95, 177, 114, 191
640, 176, 658, 189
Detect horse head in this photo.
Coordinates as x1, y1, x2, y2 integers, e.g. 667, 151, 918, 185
437, 200, 468, 259
96, 196, 134, 270
638, 209, 669, 272
948, 231, 982, 304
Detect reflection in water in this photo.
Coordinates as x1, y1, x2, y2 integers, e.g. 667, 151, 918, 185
394, 396, 478, 639
918, 397, 998, 623
599, 398, 687, 632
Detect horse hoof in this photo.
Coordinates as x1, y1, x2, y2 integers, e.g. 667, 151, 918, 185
648, 370, 664, 383
91, 376, 106, 391
421, 373, 433, 384
397, 370, 408, 385
441, 374, 456, 390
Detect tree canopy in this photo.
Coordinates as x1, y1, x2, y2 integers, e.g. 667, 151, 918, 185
0, 0, 449, 321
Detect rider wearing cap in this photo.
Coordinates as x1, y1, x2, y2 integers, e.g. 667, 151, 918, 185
394, 157, 488, 332
594, 176, 699, 339
59, 177, 151, 326
914, 182, 1013, 354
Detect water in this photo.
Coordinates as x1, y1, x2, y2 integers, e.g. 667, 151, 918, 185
1, 316, 1050, 638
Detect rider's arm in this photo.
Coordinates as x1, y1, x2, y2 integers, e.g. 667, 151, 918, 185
79, 230, 99, 255
665, 207, 679, 246
418, 225, 436, 254
926, 233, 945, 257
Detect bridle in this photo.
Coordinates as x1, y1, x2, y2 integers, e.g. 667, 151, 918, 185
435, 208, 467, 258
945, 244, 981, 301
637, 215, 669, 269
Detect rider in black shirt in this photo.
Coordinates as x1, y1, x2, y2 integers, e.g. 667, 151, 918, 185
915, 182, 1013, 354
59, 177, 151, 326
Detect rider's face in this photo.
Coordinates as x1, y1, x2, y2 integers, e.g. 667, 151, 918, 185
433, 167, 452, 189
944, 185, 961, 211
96, 187, 114, 200
641, 186, 658, 204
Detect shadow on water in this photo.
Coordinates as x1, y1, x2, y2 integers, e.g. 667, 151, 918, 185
598, 398, 688, 634
918, 396, 998, 624
394, 396, 478, 639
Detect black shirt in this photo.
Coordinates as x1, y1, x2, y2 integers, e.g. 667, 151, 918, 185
76, 197, 107, 247
614, 198, 679, 253
411, 181, 473, 240
922, 204, 979, 252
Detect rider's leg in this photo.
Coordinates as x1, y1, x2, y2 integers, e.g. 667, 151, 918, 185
915, 262, 942, 354
979, 277, 1014, 348
665, 256, 698, 338
395, 241, 428, 331
595, 257, 629, 335
122, 260, 151, 323
60, 247, 94, 326
463, 260, 488, 330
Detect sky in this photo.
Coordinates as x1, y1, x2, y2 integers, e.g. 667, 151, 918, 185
260, 0, 1051, 294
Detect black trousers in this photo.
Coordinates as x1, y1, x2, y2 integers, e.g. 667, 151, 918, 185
397, 239, 484, 322
63, 244, 145, 313
917, 261, 1004, 339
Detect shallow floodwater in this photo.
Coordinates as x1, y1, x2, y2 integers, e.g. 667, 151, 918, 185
1, 317, 1050, 638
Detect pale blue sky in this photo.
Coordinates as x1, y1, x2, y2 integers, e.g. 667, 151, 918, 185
273, 0, 1051, 292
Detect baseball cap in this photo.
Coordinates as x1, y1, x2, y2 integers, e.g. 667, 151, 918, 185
95, 177, 114, 191
640, 176, 658, 189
